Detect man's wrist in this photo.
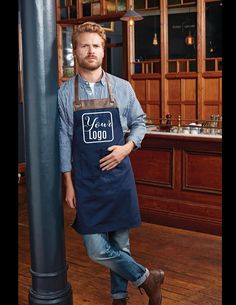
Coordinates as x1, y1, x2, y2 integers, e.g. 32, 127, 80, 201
125, 140, 135, 154
63, 171, 73, 187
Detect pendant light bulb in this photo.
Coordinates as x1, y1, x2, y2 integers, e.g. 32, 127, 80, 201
129, 19, 134, 26
209, 41, 214, 53
185, 31, 194, 45
153, 33, 158, 45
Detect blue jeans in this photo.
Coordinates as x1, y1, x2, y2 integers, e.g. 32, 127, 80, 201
82, 229, 150, 300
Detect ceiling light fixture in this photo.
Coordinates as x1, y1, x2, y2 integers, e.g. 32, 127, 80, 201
120, 5, 143, 26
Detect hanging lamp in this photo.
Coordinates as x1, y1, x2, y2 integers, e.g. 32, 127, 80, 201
120, 5, 143, 26
153, 33, 158, 45
185, 31, 194, 45
152, 15, 158, 45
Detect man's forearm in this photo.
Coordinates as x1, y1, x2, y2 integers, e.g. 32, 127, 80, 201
63, 171, 73, 187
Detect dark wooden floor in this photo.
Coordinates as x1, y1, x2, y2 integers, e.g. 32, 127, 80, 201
19, 184, 222, 305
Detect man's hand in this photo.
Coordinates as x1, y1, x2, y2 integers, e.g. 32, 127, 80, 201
99, 141, 135, 171
65, 184, 76, 208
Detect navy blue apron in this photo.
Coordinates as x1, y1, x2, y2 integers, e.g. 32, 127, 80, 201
71, 73, 141, 234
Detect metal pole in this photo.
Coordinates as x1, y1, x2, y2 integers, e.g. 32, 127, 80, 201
19, 1, 72, 304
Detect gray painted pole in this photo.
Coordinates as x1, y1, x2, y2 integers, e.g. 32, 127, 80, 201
19, 1, 73, 304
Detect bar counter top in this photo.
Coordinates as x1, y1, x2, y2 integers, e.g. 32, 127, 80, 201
145, 125, 222, 142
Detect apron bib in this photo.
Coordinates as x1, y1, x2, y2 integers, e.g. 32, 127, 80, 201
71, 73, 141, 234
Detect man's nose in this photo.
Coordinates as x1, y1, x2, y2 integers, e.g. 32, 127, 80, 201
88, 46, 95, 53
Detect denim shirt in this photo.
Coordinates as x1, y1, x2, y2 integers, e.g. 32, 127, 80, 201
58, 71, 146, 173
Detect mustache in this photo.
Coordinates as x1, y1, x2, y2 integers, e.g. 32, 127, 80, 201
86, 55, 97, 59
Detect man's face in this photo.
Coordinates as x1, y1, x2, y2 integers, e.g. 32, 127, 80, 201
74, 32, 104, 71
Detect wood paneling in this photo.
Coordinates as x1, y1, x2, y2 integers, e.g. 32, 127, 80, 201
182, 104, 196, 121
166, 78, 197, 120
148, 79, 160, 101
183, 78, 196, 101
204, 78, 221, 100
131, 72, 222, 122
131, 148, 174, 188
130, 134, 222, 235
168, 79, 181, 100
133, 79, 146, 100
132, 78, 161, 122
203, 76, 222, 119
183, 150, 222, 194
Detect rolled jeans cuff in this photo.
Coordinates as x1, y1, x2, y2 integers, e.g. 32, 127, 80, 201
132, 268, 150, 288
112, 292, 128, 300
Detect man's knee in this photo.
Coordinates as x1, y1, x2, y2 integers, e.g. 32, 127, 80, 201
86, 244, 119, 262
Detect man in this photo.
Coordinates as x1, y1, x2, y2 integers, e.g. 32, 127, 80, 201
58, 22, 164, 305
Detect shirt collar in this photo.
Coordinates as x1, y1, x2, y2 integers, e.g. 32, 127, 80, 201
77, 70, 106, 87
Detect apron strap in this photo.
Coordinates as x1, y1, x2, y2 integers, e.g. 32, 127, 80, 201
73, 74, 81, 111
104, 72, 114, 103
74, 72, 115, 111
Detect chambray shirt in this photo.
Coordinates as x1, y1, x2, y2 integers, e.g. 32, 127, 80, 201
58, 71, 146, 173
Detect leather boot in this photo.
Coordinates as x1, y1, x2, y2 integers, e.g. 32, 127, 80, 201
139, 269, 164, 305
112, 298, 127, 305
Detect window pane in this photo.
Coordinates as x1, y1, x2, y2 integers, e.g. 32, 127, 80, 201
134, 0, 145, 10
168, 12, 197, 59
135, 62, 142, 74
189, 60, 196, 72
62, 27, 74, 77
118, 0, 126, 11
205, 59, 215, 71
102, 21, 123, 78
183, 0, 196, 4
83, 1, 91, 17
169, 61, 177, 72
179, 61, 187, 72
218, 59, 222, 71
135, 15, 160, 60
206, 2, 222, 58
106, 0, 116, 13
70, 0, 77, 18
168, 0, 181, 6
60, 0, 68, 19
148, 0, 160, 8
153, 62, 161, 73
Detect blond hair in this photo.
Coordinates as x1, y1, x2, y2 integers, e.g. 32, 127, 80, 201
72, 22, 106, 50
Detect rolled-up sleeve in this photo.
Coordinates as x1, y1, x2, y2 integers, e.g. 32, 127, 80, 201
126, 83, 146, 149
58, 83, 73, 173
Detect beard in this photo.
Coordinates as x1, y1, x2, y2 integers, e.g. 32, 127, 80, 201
78, 56, 103, 71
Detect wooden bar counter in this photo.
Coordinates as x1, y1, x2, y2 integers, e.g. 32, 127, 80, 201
130, 129, 222, 236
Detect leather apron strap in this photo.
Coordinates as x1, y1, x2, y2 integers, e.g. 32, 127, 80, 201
73, 73, 116, 111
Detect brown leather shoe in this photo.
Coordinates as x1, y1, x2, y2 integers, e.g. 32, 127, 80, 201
139, 270, 164, 305
112, 298, 127, 305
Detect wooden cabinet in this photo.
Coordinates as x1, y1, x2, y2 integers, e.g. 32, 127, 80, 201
130, 133, 222, 235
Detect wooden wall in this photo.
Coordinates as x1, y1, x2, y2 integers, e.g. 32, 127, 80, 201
131, 75, 161, 123
131, 72, 222, 122
202, 74, 222, 119
129, 0, 222, 122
